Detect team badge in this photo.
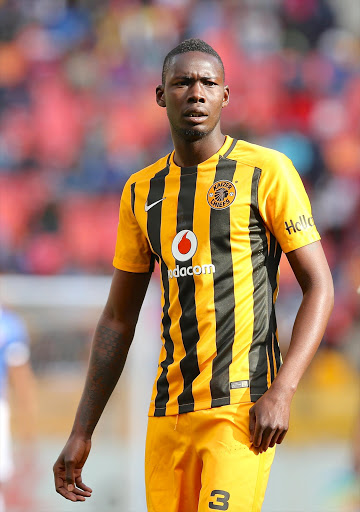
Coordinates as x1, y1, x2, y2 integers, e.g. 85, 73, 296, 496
207, 180, 236, 210
171, 230, 197, 262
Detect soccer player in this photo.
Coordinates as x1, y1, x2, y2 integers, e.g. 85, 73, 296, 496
0, 305, 36, 512
53, 39, 334, 511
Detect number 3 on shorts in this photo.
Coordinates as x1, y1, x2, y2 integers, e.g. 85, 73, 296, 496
209, 489, 230, 510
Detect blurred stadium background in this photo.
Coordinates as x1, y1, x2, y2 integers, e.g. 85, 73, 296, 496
0, 0, 359, 511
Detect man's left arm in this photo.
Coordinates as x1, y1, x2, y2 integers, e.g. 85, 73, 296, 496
249, 240, 334, 452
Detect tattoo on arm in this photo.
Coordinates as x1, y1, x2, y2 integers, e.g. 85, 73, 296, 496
78, 325, 131, 434
94, 325, 129, 371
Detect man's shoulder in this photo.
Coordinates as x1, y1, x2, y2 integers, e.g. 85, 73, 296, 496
128, 154, 171, 185
228, 139, 291, 170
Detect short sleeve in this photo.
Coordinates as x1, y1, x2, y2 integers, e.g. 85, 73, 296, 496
258, 151, 321, 253
113, 178, 153, 272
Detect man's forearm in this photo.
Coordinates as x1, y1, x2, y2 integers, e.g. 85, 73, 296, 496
71, 317, 133, 438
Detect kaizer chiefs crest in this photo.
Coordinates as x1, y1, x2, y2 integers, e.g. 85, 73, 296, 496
207, 180, 236, 210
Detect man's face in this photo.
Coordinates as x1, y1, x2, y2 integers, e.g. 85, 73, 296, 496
156, 52, 229, 141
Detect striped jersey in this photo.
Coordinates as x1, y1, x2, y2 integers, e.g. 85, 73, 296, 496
113, 136, 321, 417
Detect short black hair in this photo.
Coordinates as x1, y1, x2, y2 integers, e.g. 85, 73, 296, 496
162, 38, 225, 85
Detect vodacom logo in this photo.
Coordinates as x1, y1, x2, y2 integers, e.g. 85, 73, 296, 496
168, 230, 215, 280
171, 230, 197, 261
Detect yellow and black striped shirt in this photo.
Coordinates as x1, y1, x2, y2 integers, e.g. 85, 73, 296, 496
113, 136, 320, 417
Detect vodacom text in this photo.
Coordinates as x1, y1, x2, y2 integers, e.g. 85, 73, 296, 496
168, 263, 215, 279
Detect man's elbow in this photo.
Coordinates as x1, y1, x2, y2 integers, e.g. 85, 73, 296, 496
99, 308, 138, 341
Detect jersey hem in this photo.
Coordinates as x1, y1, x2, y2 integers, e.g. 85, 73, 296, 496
148, 390, 265, 417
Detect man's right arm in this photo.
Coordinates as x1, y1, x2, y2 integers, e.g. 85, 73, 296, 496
53, 268, 152, 502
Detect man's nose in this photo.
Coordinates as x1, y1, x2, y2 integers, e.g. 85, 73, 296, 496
188, 82, 205, 103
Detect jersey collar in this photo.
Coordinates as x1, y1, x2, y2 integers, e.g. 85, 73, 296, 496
169, 136, 234, 170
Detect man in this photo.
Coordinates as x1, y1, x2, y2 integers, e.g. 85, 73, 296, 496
53, 39, 334, 511
0, 305, 36, 512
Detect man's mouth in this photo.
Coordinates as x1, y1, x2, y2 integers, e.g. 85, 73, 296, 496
183, 110, 208, 123
184, 109, 208, 117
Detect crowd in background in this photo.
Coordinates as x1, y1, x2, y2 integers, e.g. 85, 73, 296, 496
0, 0, 359, 354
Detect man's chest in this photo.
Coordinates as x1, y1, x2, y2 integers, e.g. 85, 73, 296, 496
134, 162, 264, 266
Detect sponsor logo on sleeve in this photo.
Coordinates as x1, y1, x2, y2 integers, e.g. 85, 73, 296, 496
284, 215, 315, 235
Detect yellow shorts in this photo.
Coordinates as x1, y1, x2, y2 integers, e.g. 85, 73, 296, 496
145, 403, 275, 512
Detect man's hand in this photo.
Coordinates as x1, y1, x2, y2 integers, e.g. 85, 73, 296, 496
249, 388, 292, 453
53, 435, 93, 502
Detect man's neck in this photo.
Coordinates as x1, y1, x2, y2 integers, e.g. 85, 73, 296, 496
172, 129, 226, 167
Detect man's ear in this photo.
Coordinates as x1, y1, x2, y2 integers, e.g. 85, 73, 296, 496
156, 85, 166, 107
222, 85, 230, 108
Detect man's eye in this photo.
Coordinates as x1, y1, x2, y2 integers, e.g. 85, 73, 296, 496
206, 81, 216, 86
